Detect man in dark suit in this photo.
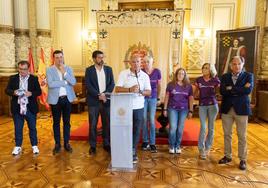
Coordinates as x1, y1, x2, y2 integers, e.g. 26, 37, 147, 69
5, 60, 41, 155
85, 50, 115, 155
218, 56, 254, 170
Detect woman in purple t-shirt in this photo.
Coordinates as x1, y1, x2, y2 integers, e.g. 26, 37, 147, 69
193, 63, 220, 160
163, 68, 194, 154
141, 56, 161, 153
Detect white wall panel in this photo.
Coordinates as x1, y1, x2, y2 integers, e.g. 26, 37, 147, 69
55, 9, 84, 68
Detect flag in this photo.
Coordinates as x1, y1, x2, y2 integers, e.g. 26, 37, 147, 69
28, 48, 35, 74
37, 48, 50, 110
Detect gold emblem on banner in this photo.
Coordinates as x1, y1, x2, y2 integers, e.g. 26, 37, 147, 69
117, 108, 126, 116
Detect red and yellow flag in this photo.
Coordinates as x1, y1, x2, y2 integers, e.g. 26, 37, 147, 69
28, 48, 35, 74
37, 48, 50, 110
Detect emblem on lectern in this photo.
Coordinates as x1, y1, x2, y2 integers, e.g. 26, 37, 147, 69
117, 108, 126, 116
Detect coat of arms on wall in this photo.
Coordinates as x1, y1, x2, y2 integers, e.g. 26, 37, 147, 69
124, 42, 153, 68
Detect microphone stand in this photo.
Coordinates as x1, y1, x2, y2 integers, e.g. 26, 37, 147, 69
135, 70, 142, 95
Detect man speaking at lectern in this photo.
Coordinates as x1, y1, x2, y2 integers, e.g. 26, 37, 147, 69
115, 55, 151, 163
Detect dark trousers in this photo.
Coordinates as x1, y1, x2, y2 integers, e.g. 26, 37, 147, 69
133, 108, 144, 155
13, 110, 38, 146
51, 97, 72, 146
88, 103, 110, 148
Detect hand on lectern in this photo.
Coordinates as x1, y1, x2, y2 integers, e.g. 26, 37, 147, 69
130, 85, 139, 93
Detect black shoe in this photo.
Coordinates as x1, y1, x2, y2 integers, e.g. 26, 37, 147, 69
218, 156, 232, 164
239, 160, 246, 170
133, 155, 138, 164
141, 142, 149, 151
64, 143, 73, 153
53, 144, 61, 155
103, 145, 111, 153
89, 147, 96, 155
150, 145, 157, 153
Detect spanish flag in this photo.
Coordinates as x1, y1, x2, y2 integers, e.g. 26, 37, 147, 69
37, 48, 50, 110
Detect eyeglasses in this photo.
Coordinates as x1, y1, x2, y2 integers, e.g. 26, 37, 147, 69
18, 68, 29, 71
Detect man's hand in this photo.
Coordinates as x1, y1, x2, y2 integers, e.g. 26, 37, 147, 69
244, 82, 251, 88
14, 90, 19, 96
226, 86, 232, 90
98, 93, 107, 103
130, 85, 139, 93
25, 91, 32, 97
59, 63, 66, 74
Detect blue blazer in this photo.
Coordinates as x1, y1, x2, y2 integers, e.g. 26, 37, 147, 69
5, 74, 41, 114
46, 65, 76, 105
85, 65, 115, 107
220, 71, 254, 115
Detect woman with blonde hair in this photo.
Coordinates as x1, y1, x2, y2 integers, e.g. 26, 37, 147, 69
193, 63, 220, 159
163, 68, 194, 154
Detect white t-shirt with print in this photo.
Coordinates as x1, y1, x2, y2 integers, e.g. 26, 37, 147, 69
116, 69, 151, 109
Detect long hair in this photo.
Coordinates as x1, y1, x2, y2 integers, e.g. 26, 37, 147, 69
202, 63, 217, 78
171, 68, 190, 87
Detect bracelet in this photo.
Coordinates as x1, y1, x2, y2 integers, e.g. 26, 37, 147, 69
163, 109, 167, 111
157, 98, 160, 101
188, 110, 193, 113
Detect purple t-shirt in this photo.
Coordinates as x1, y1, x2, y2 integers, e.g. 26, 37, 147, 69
195, 76, 220, 106
143, 68, 161, 99
166, 82, 193, 110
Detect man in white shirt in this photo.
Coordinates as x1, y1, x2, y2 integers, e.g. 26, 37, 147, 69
85, 50, 115, 155
46, 50, 76, 155
115, 55, 151, 163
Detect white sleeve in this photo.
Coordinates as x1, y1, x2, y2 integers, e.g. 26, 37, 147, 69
116, 71, 125, 87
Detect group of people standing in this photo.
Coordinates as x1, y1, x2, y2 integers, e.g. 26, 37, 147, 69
5, 49, 253, 170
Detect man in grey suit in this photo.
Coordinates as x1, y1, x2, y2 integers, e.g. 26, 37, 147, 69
46, 50, 76, 155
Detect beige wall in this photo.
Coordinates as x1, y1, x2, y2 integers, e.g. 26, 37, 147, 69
50, 0, 89, 75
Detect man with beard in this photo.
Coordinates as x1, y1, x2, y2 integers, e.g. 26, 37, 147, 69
85, 50, 115, 155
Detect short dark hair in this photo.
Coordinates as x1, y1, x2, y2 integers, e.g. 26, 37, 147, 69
92, 50, 103, 59
18, 60, 30, 68
53, 50, 63, 57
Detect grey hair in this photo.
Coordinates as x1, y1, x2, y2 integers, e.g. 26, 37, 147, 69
143, 55, 153, 63
231, 56, 245, 64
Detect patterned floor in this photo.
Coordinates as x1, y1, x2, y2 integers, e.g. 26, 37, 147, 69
0, 112, 268, 188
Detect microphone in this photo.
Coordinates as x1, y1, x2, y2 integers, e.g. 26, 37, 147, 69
135, 70, 142, 94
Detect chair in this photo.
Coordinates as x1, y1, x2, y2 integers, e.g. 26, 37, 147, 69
72, 83, 86, 113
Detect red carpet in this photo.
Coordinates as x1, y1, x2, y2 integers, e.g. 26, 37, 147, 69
70, 119, 200, 146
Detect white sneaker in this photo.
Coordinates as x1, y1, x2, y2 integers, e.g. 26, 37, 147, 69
169, 148, 175, 154
175, 147, 182, 154
12, 146, 22, 155
32, 146, 39, 154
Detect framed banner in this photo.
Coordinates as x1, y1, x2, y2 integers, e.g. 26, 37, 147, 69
216, 26, 259, 77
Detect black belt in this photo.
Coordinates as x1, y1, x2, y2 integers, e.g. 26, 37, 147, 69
59, 95, 67, 99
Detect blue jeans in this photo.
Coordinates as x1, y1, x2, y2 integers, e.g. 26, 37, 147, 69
13, 110, 38, 146
88, 104, 110, 148
142, 98, 157, 145
198, 104, 219, 152
51, 97, 72, 145
133, 108, 144, 156
168, 108, 188, 149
